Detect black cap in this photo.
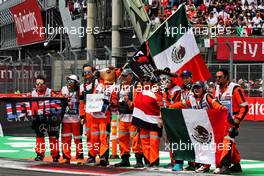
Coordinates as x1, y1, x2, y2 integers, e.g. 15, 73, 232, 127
180, 70, 192, 77
121, 68, 133, 76
192, 81, 205, 90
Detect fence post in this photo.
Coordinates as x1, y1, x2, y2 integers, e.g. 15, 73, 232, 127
262, 63, 264, 97
26, 57, 34, 92
58, 52, 65, 88
104, 46, 112, 66
72, 51, 78, 75
36, 55, 44, 77
226, 41, 233, 81
47, 53, 55, 89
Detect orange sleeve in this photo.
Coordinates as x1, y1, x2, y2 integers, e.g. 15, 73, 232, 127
206, 94, 225, 110
233, 86, 249, 122
111, 90, 118, 108
169, 100, 190, 109
155, 91, 164, 107
79, 100, 85, 117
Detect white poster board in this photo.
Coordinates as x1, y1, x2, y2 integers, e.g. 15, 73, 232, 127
85, 94, 104, 113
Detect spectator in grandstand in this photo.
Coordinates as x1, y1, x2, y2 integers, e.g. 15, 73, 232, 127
206, 12, 218, 27
67, 0, 74, 15
73, 0, 81, 15
143, 0, 263, 36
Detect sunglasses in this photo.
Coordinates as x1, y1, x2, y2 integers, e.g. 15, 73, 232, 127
67, 79, 76, 84
36, 82, 45, 85
121, 74, 128, 77
216, 75, 224, 79
83, 70, 93, 74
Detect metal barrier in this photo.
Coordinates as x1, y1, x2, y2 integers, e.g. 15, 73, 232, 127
0, 55, 52, 93
207, 63, 264, 97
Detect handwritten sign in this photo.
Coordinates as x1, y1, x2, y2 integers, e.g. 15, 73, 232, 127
85, 94, 104, 113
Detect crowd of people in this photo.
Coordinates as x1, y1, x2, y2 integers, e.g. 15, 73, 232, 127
66, 0, 87, 20
27, 64, 248, 175
145, 0, 264, 36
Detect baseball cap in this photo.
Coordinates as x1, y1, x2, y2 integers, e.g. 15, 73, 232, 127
67, 74, 80, 83
180, 70, 192, 77
121, 68, 133, 76
192, 80, 205, 89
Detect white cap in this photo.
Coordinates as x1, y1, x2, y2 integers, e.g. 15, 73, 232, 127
67, 74, 80, 83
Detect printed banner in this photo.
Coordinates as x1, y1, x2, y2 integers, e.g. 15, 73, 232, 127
217, 37, 264, 61
246, 97, 264, 121
10, 0, 45, 45
0, 97, 67, 137
0, 65, 51, 82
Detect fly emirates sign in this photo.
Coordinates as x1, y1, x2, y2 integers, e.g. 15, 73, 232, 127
246, 97, 264, 121
217, 37, 264, 61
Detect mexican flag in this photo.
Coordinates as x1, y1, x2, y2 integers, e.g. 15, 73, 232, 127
148, 4, 211, 81
161, 108, 229, 166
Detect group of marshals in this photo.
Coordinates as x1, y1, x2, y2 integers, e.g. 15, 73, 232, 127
29, 65, 248, 175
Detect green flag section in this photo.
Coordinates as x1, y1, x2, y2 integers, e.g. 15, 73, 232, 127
161, 108, 229, 166
148, 5, 211, 82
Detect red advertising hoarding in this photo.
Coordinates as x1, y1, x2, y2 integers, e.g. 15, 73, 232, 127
246, 97, 264, 121
217, 37, 264, 61
10, 0, 45, 45
0, 65, 51, 84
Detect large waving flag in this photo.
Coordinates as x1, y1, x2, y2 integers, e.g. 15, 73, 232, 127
148, 4, 211, 81
129, 4, 211, 81
161, 108, 229, 166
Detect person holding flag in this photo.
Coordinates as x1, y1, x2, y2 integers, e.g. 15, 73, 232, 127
154, 68, 181, 170
180, 70, 194, 101
169, 80, 227, 173
213, 69, 248, 174
132, 73, 163, 168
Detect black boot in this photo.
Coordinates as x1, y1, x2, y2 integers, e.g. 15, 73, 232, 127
134, 153, 144, 168
114, 154, 130, 167
230, 163, 242, 173
34, 154, 44, 161
100, 157, 109, 167
144, 155, 150, 167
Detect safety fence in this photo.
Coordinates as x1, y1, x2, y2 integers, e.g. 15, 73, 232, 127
0, 46, 263, 96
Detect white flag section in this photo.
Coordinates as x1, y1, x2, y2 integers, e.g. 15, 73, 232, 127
85, 94, 104, 113
182, 109, 216, 165
152, 29, 200, 72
